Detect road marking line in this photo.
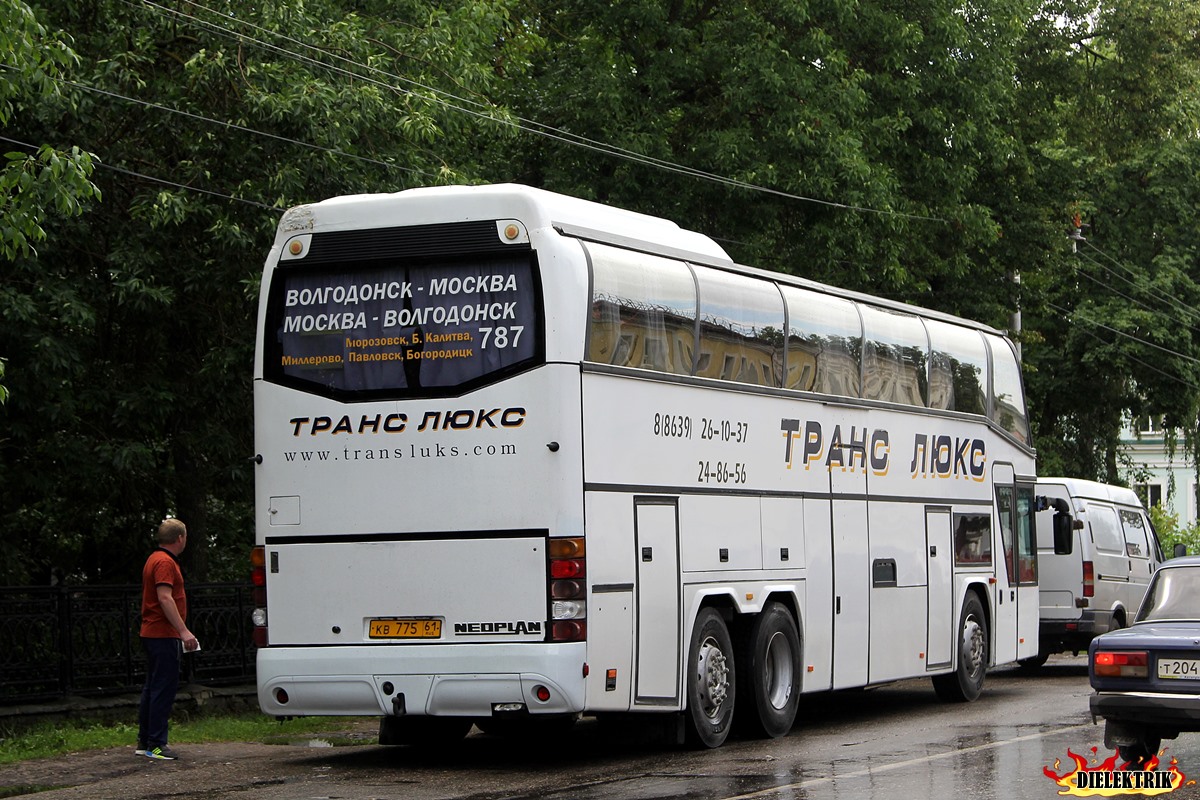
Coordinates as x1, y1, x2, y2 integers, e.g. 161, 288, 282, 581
721, 722, 1095, 799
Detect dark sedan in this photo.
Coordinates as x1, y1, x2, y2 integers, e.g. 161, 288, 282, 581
1089, 555, 1200, 763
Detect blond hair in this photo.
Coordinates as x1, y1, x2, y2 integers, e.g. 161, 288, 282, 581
157, 517, 187, 544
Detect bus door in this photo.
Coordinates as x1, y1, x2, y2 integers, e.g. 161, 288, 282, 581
1014, 480, 1039, 659
926, 507, 954, 670
992, 463, 1035, 664
633, 498, 681, 706
831, 467, 869, 690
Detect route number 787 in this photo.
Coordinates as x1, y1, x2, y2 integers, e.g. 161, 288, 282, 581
479, 326, 524, 349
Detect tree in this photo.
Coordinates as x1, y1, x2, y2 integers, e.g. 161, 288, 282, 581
1017, 0, 1200, 482
0, 2, 101, 261
0, 0, 531, 583
498, 0, 1032, 312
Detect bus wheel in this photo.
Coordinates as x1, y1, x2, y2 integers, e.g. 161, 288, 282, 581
736, 602, 801, 738
932, 592, 988, 702
378, 715, 472, 746
685, 607, 736, 748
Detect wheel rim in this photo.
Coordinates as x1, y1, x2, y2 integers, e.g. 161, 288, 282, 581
696, 635, 730, 720
763, 631, 794, 710
961, 613, 985, 679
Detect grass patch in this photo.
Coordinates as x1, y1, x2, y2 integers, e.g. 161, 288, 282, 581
0, 714, 374, 764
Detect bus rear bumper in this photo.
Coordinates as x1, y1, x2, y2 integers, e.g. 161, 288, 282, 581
256, 643, 587, 718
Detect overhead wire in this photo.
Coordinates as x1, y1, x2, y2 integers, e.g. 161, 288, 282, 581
0, 134, 275, 210
1047, 299, 1200, 368
1071, 254, 1200, 339
1077, 240, 1200, 328
138, 0, 948, 224
34, 70, 441, 181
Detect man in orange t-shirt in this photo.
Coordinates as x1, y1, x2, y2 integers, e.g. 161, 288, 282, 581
136, 518, 199, 761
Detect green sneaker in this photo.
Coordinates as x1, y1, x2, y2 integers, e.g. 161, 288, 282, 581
143, 746, 179, 760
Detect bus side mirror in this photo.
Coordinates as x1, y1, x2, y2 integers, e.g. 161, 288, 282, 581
1053, 513, 1073, 556
1175, 543, 1188, 558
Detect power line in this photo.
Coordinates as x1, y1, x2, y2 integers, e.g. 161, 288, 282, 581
1071, 321, 1200, 392
138, 0, 947, 224
1071, 253, 1200, 338
0, 135, 275, 210
1080, 239, 1200, 327
1047, 300, 1200, 367
28, 69, 440, 181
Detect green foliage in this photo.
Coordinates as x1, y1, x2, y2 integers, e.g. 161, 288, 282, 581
1149, 504, 1200, 559
0, 2, 101, 260
1017, 0, 1200, 481
0, 0, 532, 584
2, 0, 1200, 585
499, 0, 1028, 307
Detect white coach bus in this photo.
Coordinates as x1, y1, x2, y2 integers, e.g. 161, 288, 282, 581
251, 184, 1038, 748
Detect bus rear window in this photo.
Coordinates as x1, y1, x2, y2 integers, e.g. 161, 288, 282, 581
264, 256, 542, 399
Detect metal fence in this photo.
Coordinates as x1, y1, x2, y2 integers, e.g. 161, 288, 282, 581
0, 583, 256, 705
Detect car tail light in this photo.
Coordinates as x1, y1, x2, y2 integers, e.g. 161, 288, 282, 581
1082, 560, 1095, 598
1094, 650, 1148, 678
549, 537, 586, 642
251, 546, 269, 647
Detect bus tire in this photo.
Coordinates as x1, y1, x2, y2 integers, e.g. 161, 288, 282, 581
932, 592, 988, 703
685, 607, 736, 748
736, 602, 801, 739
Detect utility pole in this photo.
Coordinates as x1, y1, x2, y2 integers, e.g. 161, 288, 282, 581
1009, 269, 1022, 361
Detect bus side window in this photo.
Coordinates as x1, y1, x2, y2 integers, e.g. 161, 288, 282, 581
861, 306, 929, 407
586, 244, 696, 376
985, 334, 1030, 444
691, 265, 784, 388
781, 286, 861, 397
925, 320, 988, 415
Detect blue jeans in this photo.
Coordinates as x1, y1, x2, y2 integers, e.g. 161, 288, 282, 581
138, 637, 181, 749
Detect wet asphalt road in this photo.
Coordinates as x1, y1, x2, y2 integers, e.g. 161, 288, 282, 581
7, 654, 1200, 799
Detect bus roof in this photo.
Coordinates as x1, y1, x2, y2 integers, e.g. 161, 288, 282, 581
278, 183, 732, 264
277, 183, 1008, 337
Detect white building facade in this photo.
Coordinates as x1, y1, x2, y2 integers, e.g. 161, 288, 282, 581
1120, 416, 1198, 527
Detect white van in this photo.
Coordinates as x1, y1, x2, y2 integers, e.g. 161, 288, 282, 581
1026, 477, 1165, 666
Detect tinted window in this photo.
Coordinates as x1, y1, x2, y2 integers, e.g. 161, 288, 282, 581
861, 306, 928, 406
997, 485, 1015, 583
587, 244, 696, 375
693, 265, 785, 387
925, 320, 988, 414
986, 334, 1029, 444
781, 287, 862, 396
1015, 485, 1037, 584
954, 513, 993, 566
266, 256, 540, 398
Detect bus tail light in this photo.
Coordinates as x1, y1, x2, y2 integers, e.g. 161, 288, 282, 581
251, 546, 269, 647
1082, 560, 1095, 598
549, 537, 586, 642
1094, 650, 1148, 678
